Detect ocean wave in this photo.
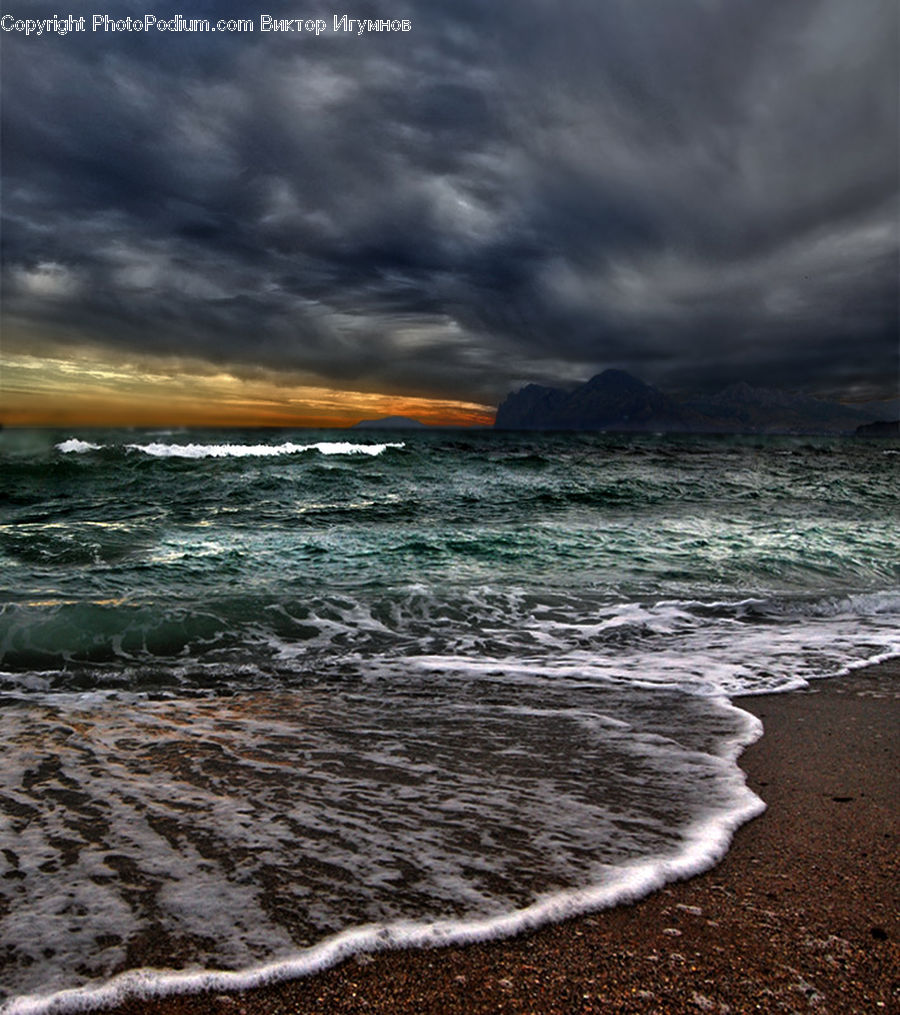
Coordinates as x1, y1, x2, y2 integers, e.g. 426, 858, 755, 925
54, 438, 103, 454
55, 439, 405, 458
3, 434, 897, 1010
126, 440, 405, 458
0, 587, 896, 1010
0, 658, 764, 1012
3, 767, 765, 1015
2, 588, 897, 696
665, 589, 900, 621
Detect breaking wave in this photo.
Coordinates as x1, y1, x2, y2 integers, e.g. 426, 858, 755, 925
56, 439, 405, 458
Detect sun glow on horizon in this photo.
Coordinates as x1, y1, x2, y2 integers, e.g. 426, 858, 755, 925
0, 349, 496, 428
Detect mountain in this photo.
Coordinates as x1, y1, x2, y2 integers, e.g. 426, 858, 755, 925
491, 383, 569, 429
495, 373, 888, 434
686, 382, 878, 434
351, 416, 428, 429
495, 370, 705, 431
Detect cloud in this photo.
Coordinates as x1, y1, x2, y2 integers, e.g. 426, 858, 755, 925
1, 0, 896, 408
11, 261, 82, 298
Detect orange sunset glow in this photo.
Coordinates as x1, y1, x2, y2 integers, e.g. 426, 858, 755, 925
0, 349, 496, 428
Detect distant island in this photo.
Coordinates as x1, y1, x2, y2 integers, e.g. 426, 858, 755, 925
494, 369, 897, 436
351, 415, 428, 430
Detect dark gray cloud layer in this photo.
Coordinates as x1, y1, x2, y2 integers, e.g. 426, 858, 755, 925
2, 0, 897, 404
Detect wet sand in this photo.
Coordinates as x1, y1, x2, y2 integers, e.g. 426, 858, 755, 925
66, 661, 900, 1014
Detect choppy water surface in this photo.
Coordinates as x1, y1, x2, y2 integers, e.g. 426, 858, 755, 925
1, 429, 897, 1011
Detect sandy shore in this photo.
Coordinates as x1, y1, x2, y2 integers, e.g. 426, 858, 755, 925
61, 661, 900, 1014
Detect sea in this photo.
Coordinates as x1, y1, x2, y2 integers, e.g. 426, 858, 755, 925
1, 427, 898, 1012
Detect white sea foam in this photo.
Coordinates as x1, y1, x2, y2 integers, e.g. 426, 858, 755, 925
54, 439, 102, 454
8, 809, 768, 1015
0, 638, 771, 1011
2, 701, 764, 1015
55, 439, 404, 458
4, 586, 897, 1013
2, 600, 896, 1013
124, 440, 404, 458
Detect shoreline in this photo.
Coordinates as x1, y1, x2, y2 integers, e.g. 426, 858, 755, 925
16, 661, 900, 1015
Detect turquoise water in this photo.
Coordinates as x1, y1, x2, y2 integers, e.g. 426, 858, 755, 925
1, 429, 898, 1010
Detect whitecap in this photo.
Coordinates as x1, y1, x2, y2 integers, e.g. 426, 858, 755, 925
124, 441, 404, 458
55, 439, 103, 454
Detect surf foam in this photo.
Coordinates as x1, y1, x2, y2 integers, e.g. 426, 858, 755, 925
1, 698, 765, 1015
54, 439, 102, 454
54, 439, 405, 458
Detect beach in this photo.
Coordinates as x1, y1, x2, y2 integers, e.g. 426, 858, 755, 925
3, 432, 897, 1014
68, 660, 898, 1015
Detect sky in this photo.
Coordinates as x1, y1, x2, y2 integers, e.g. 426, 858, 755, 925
1, 0, 897, 427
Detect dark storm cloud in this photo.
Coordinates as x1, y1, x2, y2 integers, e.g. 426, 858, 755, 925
2, 0, 897, 404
